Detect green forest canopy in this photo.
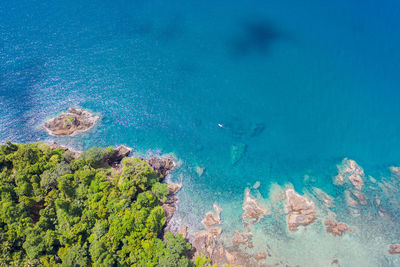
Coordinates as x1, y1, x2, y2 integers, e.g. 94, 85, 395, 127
0, 142, 210, 266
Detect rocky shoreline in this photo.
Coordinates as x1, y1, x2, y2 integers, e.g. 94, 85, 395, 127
42, 108, 400, 266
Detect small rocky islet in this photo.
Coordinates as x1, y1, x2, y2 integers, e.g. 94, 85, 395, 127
43, 107, 99, 136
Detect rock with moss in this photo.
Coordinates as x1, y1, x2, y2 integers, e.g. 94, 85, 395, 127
43, 107, 99, 136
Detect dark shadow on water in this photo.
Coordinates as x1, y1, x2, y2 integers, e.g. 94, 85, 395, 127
229, 18, 282, 58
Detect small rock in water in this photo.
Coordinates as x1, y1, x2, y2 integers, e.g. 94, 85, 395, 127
249, 123, 265, 137
231, 143, 247, 165
388, 244, 400, 254
324, 220, 349, 236
43, 107, 99, 136
195, 166, 205, 177
201, 203, 222, 228
253, 181, 261, 189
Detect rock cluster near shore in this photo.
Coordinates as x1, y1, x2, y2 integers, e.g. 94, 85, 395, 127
162, 183, 181, 225
285, 188, 316, 231
202, 203, 222, 228
192, 206, 266, 267
146, 157, 175, 177
324, 220, 349, 236
242, 189, 268, 228
335, 158, 365, 190
44, 107, 99, 136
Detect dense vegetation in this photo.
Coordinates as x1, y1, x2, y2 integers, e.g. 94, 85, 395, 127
0, 142, 203, 266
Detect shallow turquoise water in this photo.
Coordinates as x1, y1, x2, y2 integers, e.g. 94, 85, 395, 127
1, 0, 400, 265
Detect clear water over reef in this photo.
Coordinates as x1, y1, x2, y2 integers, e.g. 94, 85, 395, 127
1, 0, 400, 265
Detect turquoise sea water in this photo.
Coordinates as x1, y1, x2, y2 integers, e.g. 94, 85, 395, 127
2, 0, 400, 265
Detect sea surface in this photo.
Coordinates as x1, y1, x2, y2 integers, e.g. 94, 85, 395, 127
1, 0, 400, 266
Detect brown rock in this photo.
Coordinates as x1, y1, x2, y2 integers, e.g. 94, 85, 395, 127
162, 195, 177, 224
324, 220, 349, 236
168, 183, 182, 195
351, 190, 367, 205
345, 190, 358, 207
389, 244, 400, 254
202, 203, 222, 228
192, 227, 260, 267
254, 252, 267, 261
242, 189, 267, 225
232, 231, 253, 248
107, 145, 132, 165
44, 107, 99, 136
334, 158, 365, 190
285, 188, 316, 231
146, 157, 175, 177
178, 225, 188, 239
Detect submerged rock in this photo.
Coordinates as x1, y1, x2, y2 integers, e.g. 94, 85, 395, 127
195, 166, 205, 177
285, 188, 316, 231
146, 157, 175, 177
249, 123, 265, 137
388, 244, 400, 254
390, 166, 400, 177
242, 189, 268, 226
44, 107, 99, 136
324, 220, 349, 236
351, 190, 367, 205
254, 252, 267, 261
253, 181, 261, 190
231, 143, 247, 165
311, 187, 334, 208
344, 190, 358, 207
232, 230, 253, 248
335, 158, 365, 190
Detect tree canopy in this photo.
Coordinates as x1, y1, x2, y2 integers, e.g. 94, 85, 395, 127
0, 142, 206, 266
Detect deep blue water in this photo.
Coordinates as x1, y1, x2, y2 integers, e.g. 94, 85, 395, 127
2, 0, 400, 265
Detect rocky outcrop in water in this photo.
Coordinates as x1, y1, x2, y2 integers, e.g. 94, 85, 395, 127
285, 188, 316, 231
232, 230, 253, 248
44, 107, 99, 136
388, 244, 400, 254
335, 158, 365, 190
324, 220, 349, 236
146, 157, 175, 177
242, 189, 268, 227
192, 227, 263, 267
202, 203, 222, 228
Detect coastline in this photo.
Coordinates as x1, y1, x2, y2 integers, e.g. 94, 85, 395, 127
38, 137, 400, 266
